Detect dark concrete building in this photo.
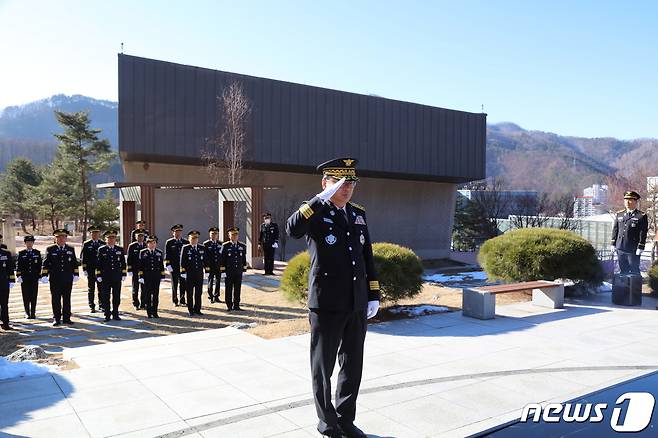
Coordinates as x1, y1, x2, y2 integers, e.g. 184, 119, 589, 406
107, 54, 487, 266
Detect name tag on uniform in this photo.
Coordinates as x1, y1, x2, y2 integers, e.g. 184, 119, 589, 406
0, 256, 7, 261
67, 251, 73, 255
323, 217, 334, 224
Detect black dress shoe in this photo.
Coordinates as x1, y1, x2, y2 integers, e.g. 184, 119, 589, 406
63, 320, 74, 325
147, 314, 153, 318
1, 324, 12, 330
53, 320, 61, 327
30, 313, 36, 319
112, 315, 121, 321
90, 308, 97, 313
104, 315, 111, 322
196, 311, 203, 316
338, 422, 366, 438
233, 305, 242, 311
180, 300, 187, 306
153, 313, 159, 318
317, 427, 343, 438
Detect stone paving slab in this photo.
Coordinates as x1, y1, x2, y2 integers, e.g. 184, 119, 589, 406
3, 295, 658, 437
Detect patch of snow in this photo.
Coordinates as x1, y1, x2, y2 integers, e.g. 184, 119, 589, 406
389, 305, 450, 316
597, 282, 613, 293
0, 357, 53, 380
422, 271, 488, 283
228, 322, 258, 329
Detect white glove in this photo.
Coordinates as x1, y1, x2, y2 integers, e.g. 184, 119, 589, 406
97, 277, 103, 283
73, 275, 79, 282
9, 282, 14, 289
138, 278, 145, 284
180, 273, 187, 279
272, 242, 279, 249
122, 276, 127, 282
16, 276, 23, 284
204, 272, 209, 279
80, 270, 86, 278
40, 277, 49, 284
166, 265, 173, 272
610, 245, 616, 252
636, 248, 643, 256
316, 177, 346, 202
366, 300, 380, 319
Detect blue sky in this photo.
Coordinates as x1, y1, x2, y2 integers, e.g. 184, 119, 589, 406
1, 0, 657, 139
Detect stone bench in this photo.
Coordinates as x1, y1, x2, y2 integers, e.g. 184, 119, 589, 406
462, 280, 564, 320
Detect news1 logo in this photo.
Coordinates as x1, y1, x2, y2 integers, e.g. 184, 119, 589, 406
521, 392, 656, 432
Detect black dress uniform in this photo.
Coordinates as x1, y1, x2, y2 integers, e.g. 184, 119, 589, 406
130, 221, 150, 242
138, 239, 164, 318
0, 246, 16, 329
219, 233, 247, 310
165, 226, 189, 306
16, 237, 42, 318
42, 231, 80, 326
286, 157, 380, 437
204, 229, 223, 303
127, 239, 147, 309
81, 231, 103, 312
259, 214, 279, 275
97, 236, 127, 321
612, 193, 648, 275
180, 233, 209, 315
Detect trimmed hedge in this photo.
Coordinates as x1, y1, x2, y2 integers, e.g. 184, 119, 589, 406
478, 228, 604, 285
280, 242, 423, 305
649, 264, 658, 294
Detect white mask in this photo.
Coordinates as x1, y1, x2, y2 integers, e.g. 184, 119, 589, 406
264, 219, 271, 225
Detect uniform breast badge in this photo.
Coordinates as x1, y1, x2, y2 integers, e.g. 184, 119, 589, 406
325, 234, 337, 245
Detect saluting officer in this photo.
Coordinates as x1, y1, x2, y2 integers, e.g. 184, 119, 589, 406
180, 230, 209, 316
138, 236, 164, 318
42, 229, 80, 327
0, 242, 16, 330
204, 227, 223, 303
286, 157, 380, 438
96, 230, 127, 322
612, 191, 649, 275
81, 225, 103, 313
130, 220, 150, 242
258, 212, 279, 275
165, 224, 189, 306
16, 235, 42, 319
220, 227, 247, 311
127, 231, 147, 310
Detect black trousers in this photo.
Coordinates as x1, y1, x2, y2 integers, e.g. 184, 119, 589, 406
101, 279, 122, 317
207, 269, 221, 299
263, 246, 275, 274
143, 274, 161, 316
21, 278, 39, 316
50, 276, 73, 322
131, 273, 144, 307
171, 269, 186, 304
186, 275, 203, 314
618, 250, 641, 275
0, 285, 9, 325
86, 269, 101, 310
309, 309, 368, 434
224, 272, 243, 309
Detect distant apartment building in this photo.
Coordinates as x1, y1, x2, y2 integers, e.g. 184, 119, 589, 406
573, 196, 595, 217
583, 184, 608, 205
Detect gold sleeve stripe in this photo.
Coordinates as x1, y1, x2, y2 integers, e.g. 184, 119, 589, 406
299, 204, 314, 219
369, 281, 380, 290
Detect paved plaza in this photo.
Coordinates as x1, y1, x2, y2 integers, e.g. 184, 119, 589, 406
2, 292, 658, 437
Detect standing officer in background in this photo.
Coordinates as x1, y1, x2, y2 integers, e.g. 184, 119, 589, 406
204, 227, 223, 303
258, 212, 279, 275
180, 230, 209, 316
16, 235, 42, 319
81, 225, 103, 313
42, 229, 80, 327
220, 227, 247, 311
165, 224, 188, 306
612, 190, 649, 275
138, 235, 164, 318
130, 220, 150, 242
287, 158, 380, 438
127, 231, 147, 310
97, 230, 127, 322
0, 242, 16, 330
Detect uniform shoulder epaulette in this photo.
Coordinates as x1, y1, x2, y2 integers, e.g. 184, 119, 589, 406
155, 248, 163, 253
139, 247, 149, 253
349, 201, 366, 212
203, 239, 212, 244
83, 239, 92, 244
165, 237, 175, 243
46, 244, 57, 250
222, 241, 232, 246
616, 209, 625, 214
181, 243, 191, 249
238, 241, 247, 246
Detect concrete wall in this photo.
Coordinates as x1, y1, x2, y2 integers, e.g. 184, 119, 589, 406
123, 161, 457, 260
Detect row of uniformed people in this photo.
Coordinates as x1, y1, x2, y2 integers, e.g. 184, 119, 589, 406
0, 224, 250, 330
